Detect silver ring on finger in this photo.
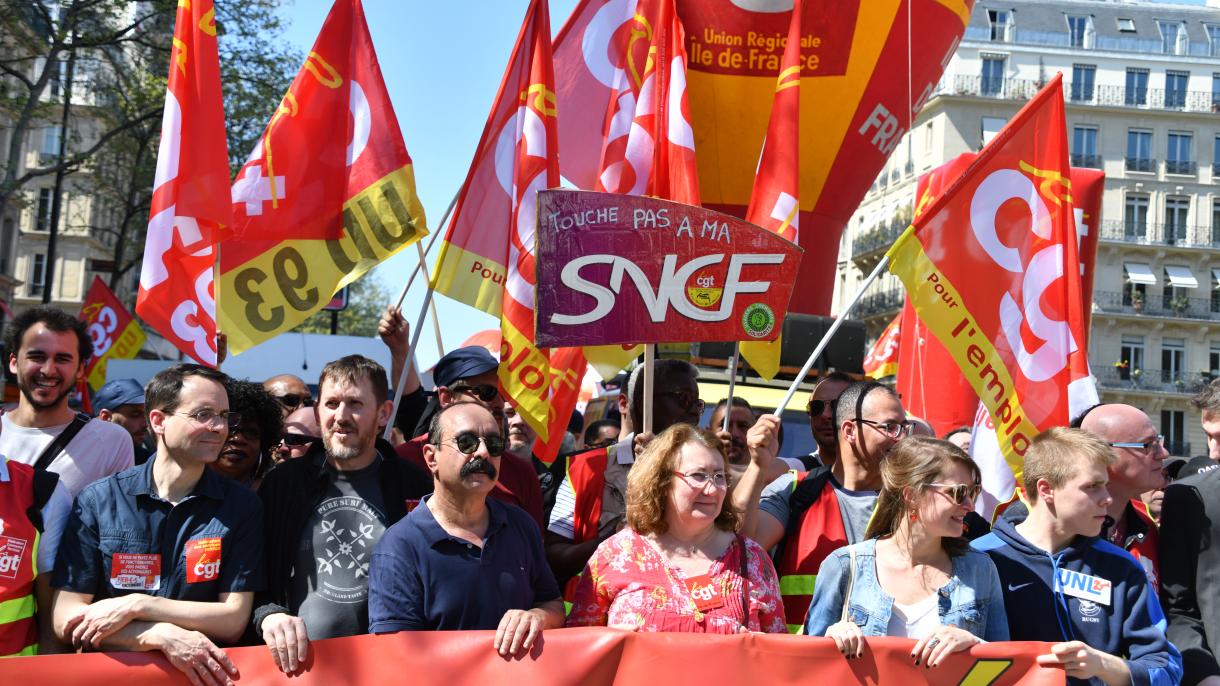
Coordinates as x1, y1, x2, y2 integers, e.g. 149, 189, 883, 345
927, 638, 941, 649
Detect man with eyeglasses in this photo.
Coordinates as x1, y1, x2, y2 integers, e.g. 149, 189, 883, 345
50, 364, 264, 686
273, 406, 321, 463
369, 402, 562, 656
395, 346, 543, 529
251, 355, 431, 674
1, 306, 133, 498
1161, 396, 1220, 685
744, 381, 909, 632
263, 374, 313, 419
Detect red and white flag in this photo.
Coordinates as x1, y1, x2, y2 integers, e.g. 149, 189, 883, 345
863, 312, 900, 380
739, 0, 801, 380
136, 0, 231, 365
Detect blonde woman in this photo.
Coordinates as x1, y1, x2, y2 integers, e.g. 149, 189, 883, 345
566, 423, 786, 633
804, 436, 1008, 666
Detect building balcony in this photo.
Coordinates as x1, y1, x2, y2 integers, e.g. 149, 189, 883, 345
1098, 219, 1220, 249
1069, 153, 1103, 169
1125, 157, 1157, 173
851, 220, 907, 268
1166, 160, 1198, 176
937, 75, 1220, 115
851, 287, 905, 320
1094, 365, 1210, 397
1094, 289, 1220, 322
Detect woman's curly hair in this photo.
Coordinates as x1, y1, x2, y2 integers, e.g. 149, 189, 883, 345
626, 423, 740, 536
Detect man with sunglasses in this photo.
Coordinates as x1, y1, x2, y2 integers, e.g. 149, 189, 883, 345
790, 371, 853, 471
369, 402, 563, 657
252, 355, 431, 674
51, 364, 264, 686
262, 374, 313, 419
395, 346, 544, 529
744, 381, 909, 632
273, 406, 321, 463
2, 306, 133, 498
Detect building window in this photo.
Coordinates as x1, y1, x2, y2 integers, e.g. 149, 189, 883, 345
1067, 15, 1094, 49
987, 9, 1012, 42
28, 253, 45, 297
1125, 194, 1149, 239
1163, 410, 1187, 455
1166, 71, 1189, 109
1160, 20, 1188, 55
1118, 18, 1137, 34
1166, 196, 1190, 243
1213, 74, 1220, 110
1163, 338, 1187, 383
1126, 68, 1149, 106
1072, 126, 1099, 168
39, 126, 60, 165
1167, 132, 1195, 174
35, 188, 53, 232
981, 55, 1005, 97
1071, 64, 1096, 102
1213, 200, 1220, 245
1211, 342, 1220, 372
1210, 25, 1220, 57
1120, 334, 1145, 378
1212, 279, 1220, 314
0, 217, 12, 275
981, 117, 1006, 147
1127, 129, 1153, 172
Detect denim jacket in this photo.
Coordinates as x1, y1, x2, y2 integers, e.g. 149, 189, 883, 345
803, 538, 1010, 641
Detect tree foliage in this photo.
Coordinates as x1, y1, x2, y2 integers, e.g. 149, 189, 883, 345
293, 273, 390, 338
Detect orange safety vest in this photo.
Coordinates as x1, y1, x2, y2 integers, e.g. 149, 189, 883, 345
775, 470, 847, 634
0, 460, 41, 657
561, 446, 613, 603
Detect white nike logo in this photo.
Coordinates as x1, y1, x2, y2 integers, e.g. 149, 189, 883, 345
1007, 582, 1033, 592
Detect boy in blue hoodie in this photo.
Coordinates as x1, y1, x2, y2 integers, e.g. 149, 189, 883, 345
973, 427, 1182, 686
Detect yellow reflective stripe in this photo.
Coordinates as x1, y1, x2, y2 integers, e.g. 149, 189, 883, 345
786, 623, 804, 635
0, 595, 35, 625
778, 574, 816, 597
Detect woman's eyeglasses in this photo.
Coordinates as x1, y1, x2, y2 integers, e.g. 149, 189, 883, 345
673, 470, 729, 489
925, 482, 981, 505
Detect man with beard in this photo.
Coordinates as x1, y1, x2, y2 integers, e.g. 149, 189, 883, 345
273, 407, 321, 463
369, 402, 563, 657
743, 381, 909, 632
51, 364, 263, 685
395, 347, 543, 529
545, 360, 704, 589
1, 306, 132, 497
708, 397, 757, 475
262, 374, 313, 419
251, 355, 430, 674
208, 380, 282, 491
93, 378, 151, 465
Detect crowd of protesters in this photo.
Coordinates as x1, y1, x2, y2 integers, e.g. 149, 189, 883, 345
3, 303, 1219, 686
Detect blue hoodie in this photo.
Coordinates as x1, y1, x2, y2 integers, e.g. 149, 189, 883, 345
972, 517, 1182, 686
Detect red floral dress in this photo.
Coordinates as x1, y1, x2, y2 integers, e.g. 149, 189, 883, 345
566, 529, 787, 634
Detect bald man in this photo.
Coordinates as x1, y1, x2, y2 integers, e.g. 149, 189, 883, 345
264, 374, 313, 418
275, 407, 322, 463
1080, 403, 1167, 587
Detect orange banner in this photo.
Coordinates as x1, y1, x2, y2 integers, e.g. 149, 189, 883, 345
1, 630, 1061, 685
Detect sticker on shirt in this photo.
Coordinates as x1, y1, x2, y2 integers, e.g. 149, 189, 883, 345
111, 553, 161, 591
405, 499, 420, 513
185, 537, 222, 584
1055, 568, 1111, 606
0, 534, 29, 580
685, 574, 724, 612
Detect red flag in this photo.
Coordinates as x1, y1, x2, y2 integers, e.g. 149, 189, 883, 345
218, 0, 427, 355
886, 74, 1096, 485
863, 311, 900, 380
136, 0, 231, 365
739, 0, 801, 380
78, 277, 147, 391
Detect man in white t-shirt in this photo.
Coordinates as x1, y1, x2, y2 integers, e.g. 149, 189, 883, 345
1, 306, 132, 497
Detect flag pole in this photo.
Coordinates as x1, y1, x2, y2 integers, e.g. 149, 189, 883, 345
383, 284, 435, 442
395, 190, 458, 310
416, 241, 445, 357
642, 344, 656, 436
213, 246, 222, 372
775, 254, 891, 415
722, 342, 740, 432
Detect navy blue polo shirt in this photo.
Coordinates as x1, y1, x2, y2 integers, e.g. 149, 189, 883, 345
368, 496, 559, 633
52, 458, 264, 601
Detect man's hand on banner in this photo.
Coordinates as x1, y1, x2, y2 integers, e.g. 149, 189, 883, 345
260, 612, 310, 674
64, 594, 142, 649
1037, 641, 1131, 685
145, 623, 239, 686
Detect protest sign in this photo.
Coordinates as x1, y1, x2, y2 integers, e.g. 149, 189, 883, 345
535, 191, 802, 348
79, 277, 146, 391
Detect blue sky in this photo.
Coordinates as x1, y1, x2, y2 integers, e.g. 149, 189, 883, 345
278, 0, 580, 371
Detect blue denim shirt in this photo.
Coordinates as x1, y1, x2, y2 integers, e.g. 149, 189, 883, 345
803, 538, 1009, 641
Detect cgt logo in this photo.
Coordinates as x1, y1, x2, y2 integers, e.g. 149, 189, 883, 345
0, 536, 28, 580
193, 556, 221, 581
185, 537, 223, 584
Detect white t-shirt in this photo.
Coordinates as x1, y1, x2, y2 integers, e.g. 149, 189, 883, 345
886, 595, 940, 639
0, 414, 134, 498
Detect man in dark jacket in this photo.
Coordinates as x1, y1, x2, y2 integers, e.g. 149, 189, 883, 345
974, 428, 1181, 686
253, 355, 430, 673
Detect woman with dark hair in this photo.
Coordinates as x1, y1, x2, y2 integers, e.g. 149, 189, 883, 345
804, 436, 1007, 666
566, 423, 786, 633
209, 378, 284, 490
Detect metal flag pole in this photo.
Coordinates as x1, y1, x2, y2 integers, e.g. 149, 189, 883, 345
416, 241, 445, 357
383, 284, 435, 442
722, 342, 740, 432
775, 254, 892, 415
395, 190, 459, 310
642, 344, 656, 436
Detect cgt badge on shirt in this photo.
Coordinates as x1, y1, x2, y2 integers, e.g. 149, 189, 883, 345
111, 553, 161, 591
185, 537, 222, 584
685, 574, 724, 612
1054, 568, 1112, 606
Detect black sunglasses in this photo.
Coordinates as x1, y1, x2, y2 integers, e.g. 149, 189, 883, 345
807, 398, 838, 417
275, 393, 314, 410
280, 433, 320, 448
451, 383, 500, 403
441, 431, 505, 457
